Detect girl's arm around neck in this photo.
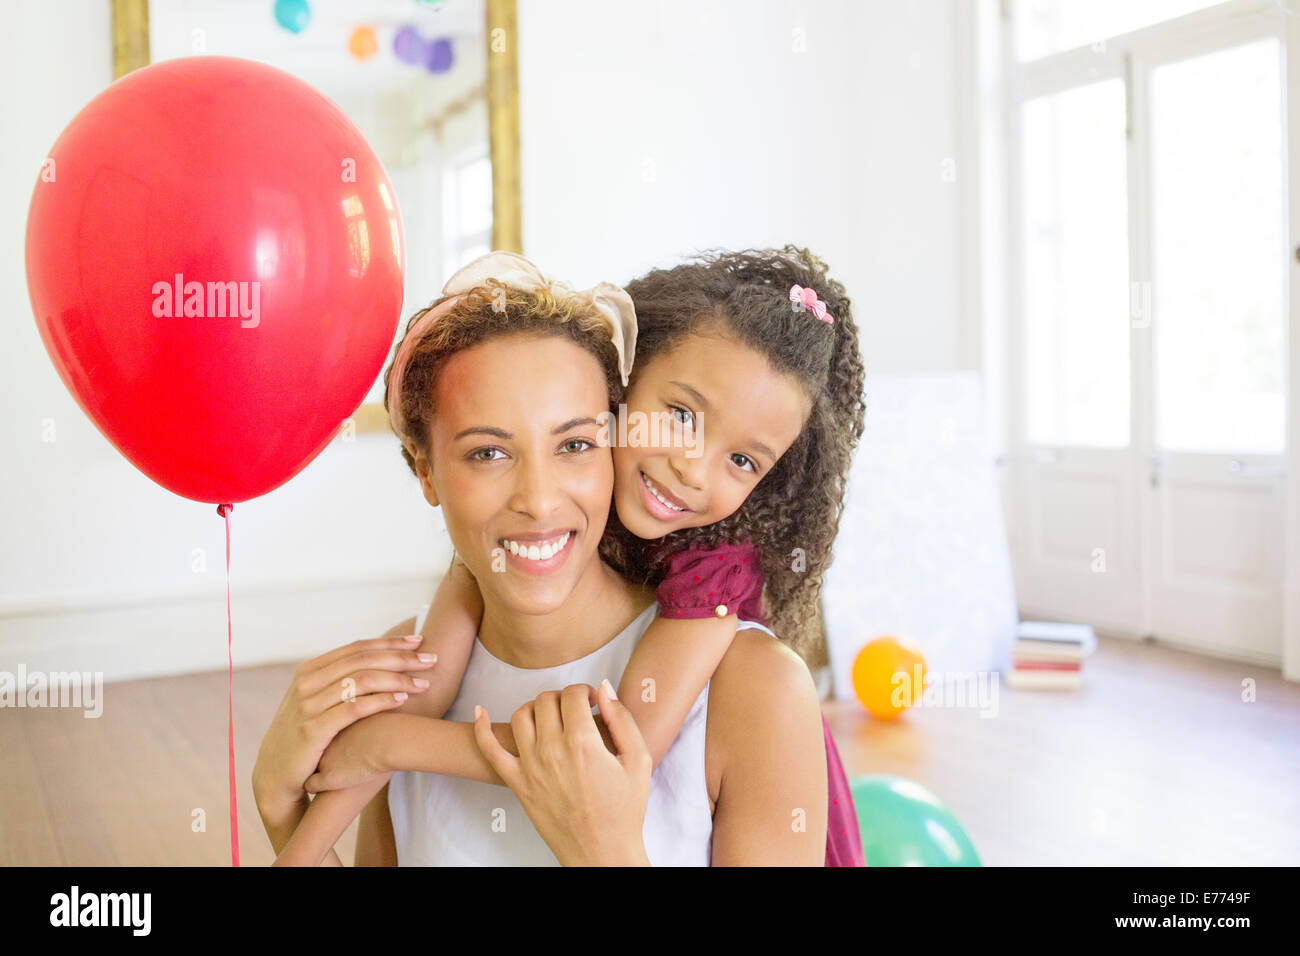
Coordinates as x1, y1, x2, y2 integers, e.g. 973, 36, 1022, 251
616, 613, 738, 769
274, 712, 520, 867
378, 713, 515, 784
355, 783, 397, 865
274, 777, 389, 866
393, 557, 484, 720
258, 790, 344, 866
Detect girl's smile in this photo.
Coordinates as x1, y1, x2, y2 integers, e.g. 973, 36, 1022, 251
638, 470, 695, 522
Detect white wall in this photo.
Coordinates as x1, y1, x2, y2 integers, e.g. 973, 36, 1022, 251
0, 0, 965, 682
0, 2, 445, 681
516, 0, 962, 373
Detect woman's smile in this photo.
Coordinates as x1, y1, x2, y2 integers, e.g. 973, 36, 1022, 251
497, 529, 577, 575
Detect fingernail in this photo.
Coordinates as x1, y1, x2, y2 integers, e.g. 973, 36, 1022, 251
404, 634, 422, 642
474, 705, 483, 720
394, 692, 408, 702
413, 678, 430, 689
601, 678, 617, 700
417, 653, 436, 663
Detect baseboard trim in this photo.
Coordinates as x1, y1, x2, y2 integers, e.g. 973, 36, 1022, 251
0, 572, 439, 684
1018, 606, 1285, 670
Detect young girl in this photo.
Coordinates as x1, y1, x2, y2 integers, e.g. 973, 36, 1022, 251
277, 246, 867, 866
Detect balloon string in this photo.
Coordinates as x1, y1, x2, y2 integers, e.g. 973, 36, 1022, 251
216, 503, 239, 867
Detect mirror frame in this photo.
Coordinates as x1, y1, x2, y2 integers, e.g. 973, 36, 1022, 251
110, 0, 523, 436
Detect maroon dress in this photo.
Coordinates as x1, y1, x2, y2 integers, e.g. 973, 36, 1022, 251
654, 542, 866, 866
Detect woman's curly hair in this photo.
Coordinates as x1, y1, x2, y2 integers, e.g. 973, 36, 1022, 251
600, 246, 867, 660
383, 282, 623, 474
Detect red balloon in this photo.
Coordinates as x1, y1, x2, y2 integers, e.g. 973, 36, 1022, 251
25, 56, 404, 504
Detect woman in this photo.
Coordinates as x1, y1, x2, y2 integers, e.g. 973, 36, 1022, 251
252, 268, 827, 865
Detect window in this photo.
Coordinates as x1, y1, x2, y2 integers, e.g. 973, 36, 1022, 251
1021, 79, 1131, 447
1015, 0, 1223, 60
442, 148, 493, 278
1149, 38, 1285, 453
1012, 0, 1287, 454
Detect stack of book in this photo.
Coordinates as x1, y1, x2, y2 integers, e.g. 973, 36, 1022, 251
1005, 620, 1096, 690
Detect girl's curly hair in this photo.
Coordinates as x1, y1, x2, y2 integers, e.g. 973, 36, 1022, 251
600, 246, 867, 659
383, 282, 623, 474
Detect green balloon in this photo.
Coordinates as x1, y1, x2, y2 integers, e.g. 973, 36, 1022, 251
849, 774, 981, 866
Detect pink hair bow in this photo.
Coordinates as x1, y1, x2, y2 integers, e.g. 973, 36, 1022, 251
789, 284, 833, 324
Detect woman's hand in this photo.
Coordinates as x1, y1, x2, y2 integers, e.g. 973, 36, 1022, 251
472, 680, 653, 866
252, 633, 436, 820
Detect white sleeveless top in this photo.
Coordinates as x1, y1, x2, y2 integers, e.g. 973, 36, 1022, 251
387, 600, 773, 866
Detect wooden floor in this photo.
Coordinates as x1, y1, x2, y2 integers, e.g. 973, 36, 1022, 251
2, 633, 1298, 866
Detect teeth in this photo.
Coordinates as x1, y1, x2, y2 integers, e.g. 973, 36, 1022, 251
642, 473, 685, 512
499, 532, 570, 561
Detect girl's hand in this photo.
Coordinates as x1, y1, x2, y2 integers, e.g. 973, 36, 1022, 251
252, 633, 436, 817
303, 714, 394, 793
472, 680, 653, 866
274, 773, 395, 868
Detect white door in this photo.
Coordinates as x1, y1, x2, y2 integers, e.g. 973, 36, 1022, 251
1140, 33, 1288, 662
1009, 3, 1290, 664
1013, 69, 1145, 637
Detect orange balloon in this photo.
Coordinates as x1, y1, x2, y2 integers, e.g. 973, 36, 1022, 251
349, 26, 378, 61
851, 637, 927, 720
